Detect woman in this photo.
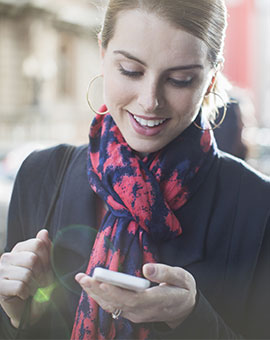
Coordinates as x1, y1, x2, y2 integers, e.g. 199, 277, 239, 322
0, 0, 269, 339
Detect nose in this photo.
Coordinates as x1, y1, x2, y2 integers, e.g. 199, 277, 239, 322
137, 77, 161, 113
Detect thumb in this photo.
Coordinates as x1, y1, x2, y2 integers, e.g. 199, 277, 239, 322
143, 263, 193, 289
36, 229, 54, 286
36, 229, 52, 250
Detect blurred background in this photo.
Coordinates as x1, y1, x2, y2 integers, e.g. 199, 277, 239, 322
1, 0, 270, 252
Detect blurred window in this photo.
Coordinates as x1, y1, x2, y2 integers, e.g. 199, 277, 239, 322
58, 34, 74, 97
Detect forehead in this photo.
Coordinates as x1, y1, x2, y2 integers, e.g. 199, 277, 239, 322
106, 9, 210, 67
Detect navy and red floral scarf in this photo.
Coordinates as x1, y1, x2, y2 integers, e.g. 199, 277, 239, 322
71, 110, 217, 339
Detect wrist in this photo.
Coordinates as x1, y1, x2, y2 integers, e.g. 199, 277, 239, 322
166, 289, 197, 329
29, 284, 56, 326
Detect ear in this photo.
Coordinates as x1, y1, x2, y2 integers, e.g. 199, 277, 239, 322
205, 74, 217, 96
97, 33, 105, 57
98, 37, 106, 74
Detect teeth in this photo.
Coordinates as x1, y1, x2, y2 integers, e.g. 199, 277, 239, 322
133, 115, 166, 127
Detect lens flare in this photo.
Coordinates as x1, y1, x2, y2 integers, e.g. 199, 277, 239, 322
50, 224, 116, 294
34, 282, 58, 303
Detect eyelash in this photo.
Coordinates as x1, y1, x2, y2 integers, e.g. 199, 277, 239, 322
119, 66, 142, 78
118, 65, 193, 87
168, 78, 193, 88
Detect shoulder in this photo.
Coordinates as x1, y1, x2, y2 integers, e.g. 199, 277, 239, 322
12, 143, 88, 222
7, 144, 89, 246
217, 151, 270, 240
17, 144, 87, 185
217, 151, 270, 196
18, 143, 86, 172
216, 153, 270, 290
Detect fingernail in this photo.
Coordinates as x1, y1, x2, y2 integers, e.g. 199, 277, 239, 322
145, 264, 155, 277
75, 273, 86, 284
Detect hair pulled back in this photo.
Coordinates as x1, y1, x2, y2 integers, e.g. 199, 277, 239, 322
100, 0, 229, 121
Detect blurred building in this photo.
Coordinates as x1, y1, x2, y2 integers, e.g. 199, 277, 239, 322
1, 0, 270, 253
0, 0, 102, 150
224, 0, 270, 128
255, 0, 270, 128
224, 0, 270, 175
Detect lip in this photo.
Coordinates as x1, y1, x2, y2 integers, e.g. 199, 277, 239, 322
129, 112, 168, 120
128, 111, 169, 137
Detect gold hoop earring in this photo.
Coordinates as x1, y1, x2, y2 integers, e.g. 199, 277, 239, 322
193, 91, 227, 131
86, 74, 109, 115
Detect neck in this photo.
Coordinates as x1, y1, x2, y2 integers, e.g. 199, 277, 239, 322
138, 152, 149, 158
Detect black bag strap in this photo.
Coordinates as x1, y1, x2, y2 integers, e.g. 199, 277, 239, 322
14, 144, 76, 339
43, 145, 76, 228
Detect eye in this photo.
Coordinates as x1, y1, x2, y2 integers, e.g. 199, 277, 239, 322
168, 77, 193, 88
118, 65, 143, 78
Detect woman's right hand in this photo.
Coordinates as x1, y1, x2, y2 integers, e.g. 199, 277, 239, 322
0, 229, 54, 328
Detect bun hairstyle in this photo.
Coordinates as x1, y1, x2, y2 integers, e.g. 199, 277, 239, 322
100, 0, 229, 121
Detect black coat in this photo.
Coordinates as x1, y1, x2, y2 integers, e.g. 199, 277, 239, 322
1, 144, 270, 339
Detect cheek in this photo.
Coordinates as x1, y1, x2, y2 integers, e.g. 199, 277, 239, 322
167, 88, 203, 115
103, 74, 133, 108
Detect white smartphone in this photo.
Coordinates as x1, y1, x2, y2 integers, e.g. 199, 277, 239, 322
92, 267, 150, 292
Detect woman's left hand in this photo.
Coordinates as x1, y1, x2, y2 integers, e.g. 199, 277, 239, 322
75, 263, 197, 329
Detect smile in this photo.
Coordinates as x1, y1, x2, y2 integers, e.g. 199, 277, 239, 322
133, 114, 167, 127
128, 111, 169, 137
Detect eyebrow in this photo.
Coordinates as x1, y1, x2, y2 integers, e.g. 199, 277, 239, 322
113, 50, 204, 71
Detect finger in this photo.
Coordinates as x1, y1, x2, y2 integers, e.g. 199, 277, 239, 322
36, 229, 52, 269
76, 273, 138, 310
77, 274, 137, 302
1, 263, 34, 283
75, 274, 118, 313
75, 274, 183, 324
75, 273, 103, 294
36, 230, 54, 284
13, 243, 50, 287
13, 238, 50, 271
0, 251, 43, 275
1, 252, 43, 287
0, 279, 31, 301
143, 263, 195, 289
36, 229, 52, 250
75, 273, 86, 282
2, 265, 38, 296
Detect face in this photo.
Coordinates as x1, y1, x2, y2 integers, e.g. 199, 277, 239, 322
101, 9, 215, 154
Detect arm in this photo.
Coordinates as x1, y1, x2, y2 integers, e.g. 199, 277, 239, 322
156, 290, 243, 339
0, 146, 65, 339
0, 230, 53, 329
76, 246, 270, 340
172, 217, 270, 339
242, 216, 270, 338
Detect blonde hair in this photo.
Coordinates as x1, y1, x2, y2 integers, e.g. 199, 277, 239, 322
100, 0, 229, 121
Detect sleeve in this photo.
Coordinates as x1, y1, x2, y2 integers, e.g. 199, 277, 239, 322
0, 145, 68, 339
0, 308, 52, 340
150, 217, 270, 339
244, 215, 270, 338
149, 291, 243, 339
